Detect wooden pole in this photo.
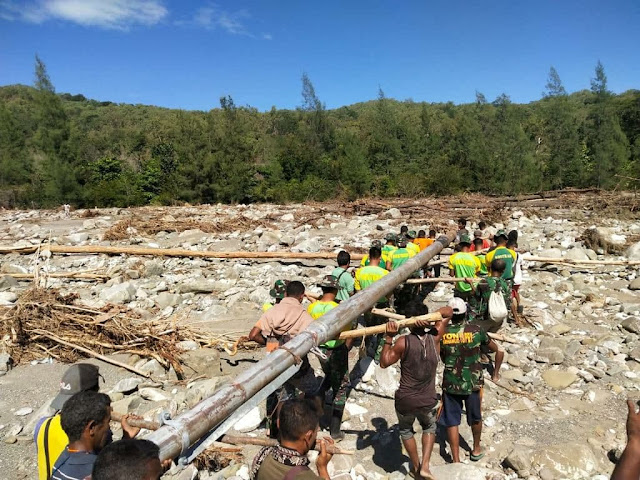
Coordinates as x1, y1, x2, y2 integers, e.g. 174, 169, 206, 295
109, 412, 354, 455
370, 308, 519, 343
338, 311, 443, 339
6, 272, 108, 281
0, 244, 364, 261
522, 255, 640, 266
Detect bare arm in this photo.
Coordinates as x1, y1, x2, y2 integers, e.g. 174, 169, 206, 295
487, 339, 504, 381
432, 306, 453, 343
612, 400, 640, 480
248, 326, 266, 346
379, 321, 404, 368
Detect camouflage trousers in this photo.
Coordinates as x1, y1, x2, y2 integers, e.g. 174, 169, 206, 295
318, 344, 350, 409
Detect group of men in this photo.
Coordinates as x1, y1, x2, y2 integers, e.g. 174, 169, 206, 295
249, 222, 515, 480
35, 364, 168, 480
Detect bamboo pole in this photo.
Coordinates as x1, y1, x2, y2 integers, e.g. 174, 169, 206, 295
338, 311, 443, 339
109, 413, 354, 455
0, 244, 364, 260
370, 308, 519, 343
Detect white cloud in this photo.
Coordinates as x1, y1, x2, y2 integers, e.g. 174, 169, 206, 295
0, 0, 168, 29
190, 4, 252, 36
263, 33, 272, 40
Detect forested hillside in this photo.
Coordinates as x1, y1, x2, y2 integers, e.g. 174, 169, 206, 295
0, 58, 638, 208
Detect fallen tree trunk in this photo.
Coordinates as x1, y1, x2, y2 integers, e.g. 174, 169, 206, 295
6, 272, 108, 281
522, 255, 640, 266
0, 244, 364, 261
109, 412, 354, 455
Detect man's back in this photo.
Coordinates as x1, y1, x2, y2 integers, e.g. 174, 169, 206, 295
486, 247, 516, 280
255, 297, 313, 338
440, 323, 489, 395
468, 277, 510, 323
388, 248, 413, 270
51, 447, 98, 480
331, 266, 354, 302
448, 252, 481, 292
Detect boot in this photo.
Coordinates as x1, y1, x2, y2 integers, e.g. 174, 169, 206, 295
330, 408, 345, 441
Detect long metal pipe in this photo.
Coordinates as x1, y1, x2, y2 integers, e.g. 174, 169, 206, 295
147, 233, 455, 461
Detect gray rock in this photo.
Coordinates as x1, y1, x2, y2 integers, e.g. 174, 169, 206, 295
281, 213, 295, 222
0, 264, 27, 274
538, 248, 563, 259
14, 407, 33, 416
155, 292, 182, 309
535, 347, 565, 365
626, 241, 640, 261
111, 396, 142, 415
139, 359, 165, 377
532, 443, 597, 479
504, 445, 533, 474
0, 353, 13, 372
143, 260, 164, 277
100, 282, 136, 303
177, 340, 199, 351
565, 248, 590, 261
629, 278, 640, 291
292, 238, 321, 253
64, 233, 89, 245
179, 278, 216, 294
0, 292, 18, 305
125, 269, 140, 279
138, 387, 169, 402
182, 349, 222, 378
620, 317, 640, 334
382, 208, 402, 219
233, 405, 265, 433
113, 377, 143, 394
374, 365, 399, 395
542, 370, 578, 390
0, 275, 19, 291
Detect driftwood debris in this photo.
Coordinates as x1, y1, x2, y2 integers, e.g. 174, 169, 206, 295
0, 244, 364, 261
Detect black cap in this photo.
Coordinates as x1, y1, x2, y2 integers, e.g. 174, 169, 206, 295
51, 363, 101, 411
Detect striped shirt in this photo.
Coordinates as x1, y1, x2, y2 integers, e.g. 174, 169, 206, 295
52, 448, 97, 480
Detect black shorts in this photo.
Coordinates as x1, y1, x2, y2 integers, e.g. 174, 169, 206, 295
438, 390, 482, 427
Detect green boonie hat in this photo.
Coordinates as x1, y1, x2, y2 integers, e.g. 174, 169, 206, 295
495, 229, 508, 239
458, 234, 472, 245
318, 275, 339, 289
371, 239, 383, 248
407, 230, 416, 239
269, 280, 288, 299
385, 233, 397, 242
396, 237, 407, 247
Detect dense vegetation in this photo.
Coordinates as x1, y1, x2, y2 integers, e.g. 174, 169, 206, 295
0, 58, 638, 208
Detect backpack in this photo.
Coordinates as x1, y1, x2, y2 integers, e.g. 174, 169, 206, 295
488, 279, 508, 323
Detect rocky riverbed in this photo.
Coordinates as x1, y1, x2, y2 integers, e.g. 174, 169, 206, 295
0, 200, 639, 480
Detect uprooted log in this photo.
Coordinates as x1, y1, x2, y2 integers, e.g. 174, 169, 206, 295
0, 244, 365, 260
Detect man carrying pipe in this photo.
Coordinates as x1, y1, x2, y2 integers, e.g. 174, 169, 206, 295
249, 281, 316, 438
380, 302, 453, 480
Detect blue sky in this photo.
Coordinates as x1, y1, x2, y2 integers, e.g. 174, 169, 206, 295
1, 0, 639, 111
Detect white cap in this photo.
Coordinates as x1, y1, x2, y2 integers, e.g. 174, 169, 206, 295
448, 297, 467, 315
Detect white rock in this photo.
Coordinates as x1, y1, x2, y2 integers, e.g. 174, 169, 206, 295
100, 282, 136, 304
281, 213, 295, 222
138, 388, 169, 402
233, 406, 264, 433
0, 292, 18, 305
14, 407, 33, 416
345, 403, 368, 416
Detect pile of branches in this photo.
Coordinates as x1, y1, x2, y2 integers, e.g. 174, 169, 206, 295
103, 215, 274, 241
0, 288, 246, 376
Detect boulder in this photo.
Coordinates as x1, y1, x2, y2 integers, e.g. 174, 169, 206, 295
64, 233, 89, 245
111, 396, 142, 415
565, 248, 590, 261
532, 443, 598, 479
292, 238, 321, 253
629, 278, 640, 291
538, 248, 563, 259
429, 463, 507, 480
542, 370, 578, 390
154, 292, 182, 309
182, 349, 222, 378
0, 275, 19, 291
504, 445, 533, 475
382, 208, 402, 219
0, 292, 18, 305
620, 317, 640, 335
535, 347, 565, 365
113, 377, 143, 394
100, 282, 136, 304
374, 365, 398, 395
138, 388, 169, 402
626, 241, 640, 261
281, 213, 295, 222
143, 260, 164, 277
0, 353, 13, 372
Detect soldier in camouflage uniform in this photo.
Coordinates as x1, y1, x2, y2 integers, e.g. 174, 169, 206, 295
465, 258, 511, 333
307, 276, 353, 441
439, 298, 504, 463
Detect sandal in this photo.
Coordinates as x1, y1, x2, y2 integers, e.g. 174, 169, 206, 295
470, 452, 485, 462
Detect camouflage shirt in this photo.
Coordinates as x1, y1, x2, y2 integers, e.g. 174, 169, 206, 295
467, 276, 511, 323
440, 323, 489, 395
